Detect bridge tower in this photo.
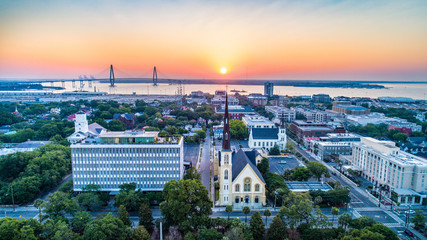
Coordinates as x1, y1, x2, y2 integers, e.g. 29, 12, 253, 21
153, 66, 158, 86
110, 64, 115, 87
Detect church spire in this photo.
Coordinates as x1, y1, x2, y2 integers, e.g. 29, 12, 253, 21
222, 92, 231, 150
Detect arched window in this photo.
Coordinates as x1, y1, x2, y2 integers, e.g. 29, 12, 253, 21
224, 155, 229, 165
235, 196, 240, 203
255, 196, 259, 203
235, 184, 240, 192
255, 184, 260, 192
245, 196, 250, 203
244, 178, 251, 192
224, 170, 229, 180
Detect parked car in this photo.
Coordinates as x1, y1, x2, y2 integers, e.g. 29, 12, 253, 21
404, 228, 415, 237
405, 210, 415, 214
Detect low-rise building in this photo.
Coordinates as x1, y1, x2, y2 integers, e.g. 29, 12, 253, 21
311, 141, 353, 160
290, 120, 335, 140
248, 94, 268, 106
312, 94, 331, 103
351, 137, 427, 205
242, 115, 275, 129
265, 106, 296, 122
113, 113, 136, 129
211, 95, 239, 106
346, 113, 422, 132
213, 124, 224, 139
332, 104, 370, 115
216, 105, 255, 119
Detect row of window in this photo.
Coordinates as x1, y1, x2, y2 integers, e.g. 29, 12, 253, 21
73, 147, 180, 154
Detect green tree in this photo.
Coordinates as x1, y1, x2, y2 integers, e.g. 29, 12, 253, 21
197, 228, 223, 240
42, 219, 77, 240
392, 132, 408, 142
225, 205, 233, 220
286, 198, 313, 227
292, 166, 312, 181
108, 119, 126, 131
76, 192, 103, 211
43, 191, 79, 222
114, 183, 146, 211
285, 141, 295, 153
331, 207, 340, 226
263, 208, 271, 226
184, 167, 201, 181
229, 120, 248, 140
368, 223, 399, 240
71, 211, 92, 234
138, 203, 154, 232
306, 161, 329, 181
33, 198, 44, 222
195, 129, 207, 139
411, 210, 426, 230
160, 179, 212, 231
83, 213, 127, 240
310, 206, 331, 229
118, 205, 132, 226
338, 213, 352, 229
257, 157, 270, 177
132, 226, 151, 240
242, 206, 251, 223
267, 215, 288, 240
249, 211, 265, 240
314, 196, 323, 205
269, 144, 280, 155
184, 232, 197, 240
349, 216, 376, 230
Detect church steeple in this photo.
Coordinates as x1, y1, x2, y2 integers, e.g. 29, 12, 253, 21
222, 92, 231, 150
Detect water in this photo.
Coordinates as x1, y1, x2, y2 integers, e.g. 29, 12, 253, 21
44, 82, 427, 100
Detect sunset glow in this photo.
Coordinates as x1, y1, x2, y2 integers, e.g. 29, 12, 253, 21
0, 1, 427, 80
220, 68, 228, 75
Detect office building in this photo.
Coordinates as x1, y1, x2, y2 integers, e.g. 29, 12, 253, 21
71, 130, 184, 193
265, 106, 296, 123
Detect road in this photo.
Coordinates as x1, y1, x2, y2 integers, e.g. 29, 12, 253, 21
200, 130, 212, 198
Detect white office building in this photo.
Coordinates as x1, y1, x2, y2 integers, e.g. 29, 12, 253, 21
71, 131, 184, 193
351, 137, 427, 205
242, 114, 275, 129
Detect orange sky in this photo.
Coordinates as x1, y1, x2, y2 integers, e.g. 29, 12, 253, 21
1, 1, 427, 80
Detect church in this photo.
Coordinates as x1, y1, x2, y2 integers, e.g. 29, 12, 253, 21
217, 93, 266, 208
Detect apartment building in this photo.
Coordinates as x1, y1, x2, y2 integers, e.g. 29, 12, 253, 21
351, 137, 427, 205
265, 106, 296, 123
71, 130, 184, 193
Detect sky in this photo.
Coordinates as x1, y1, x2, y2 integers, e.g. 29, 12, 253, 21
1, 0, 427, 81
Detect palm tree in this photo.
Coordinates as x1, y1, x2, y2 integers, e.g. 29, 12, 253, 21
33, 199, 44, 222
331, 207, 340, 226
242, 206, 251, 223
225, 205, 233, 220
263, 208, 271, 226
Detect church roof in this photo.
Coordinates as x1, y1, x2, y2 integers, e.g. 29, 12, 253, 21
232, 149, 265, 183
243, 149, 260, 166
251, 128, 279, 140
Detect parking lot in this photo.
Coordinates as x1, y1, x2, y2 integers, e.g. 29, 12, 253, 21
269, 156, 304, 174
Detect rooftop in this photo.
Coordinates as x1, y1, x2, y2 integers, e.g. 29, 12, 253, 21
251, 128, 279, 140
334, 105, 368, 110
100, 131, 158, 138
286, 182, 333, 192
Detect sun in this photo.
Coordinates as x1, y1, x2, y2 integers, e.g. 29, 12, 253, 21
220, 67, 228, 74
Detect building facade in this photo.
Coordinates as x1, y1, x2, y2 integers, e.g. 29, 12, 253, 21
265, 106, 296, 122
216, 105, 255, 119
71, 131, 184, 193
351, 137, 427, 205
242, 114, 275, 129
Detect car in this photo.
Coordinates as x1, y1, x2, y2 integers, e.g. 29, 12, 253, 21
405, 210, 415, 214
404, 229, 415, 237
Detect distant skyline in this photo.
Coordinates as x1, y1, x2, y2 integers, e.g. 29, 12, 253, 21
1, 0, 427, 81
